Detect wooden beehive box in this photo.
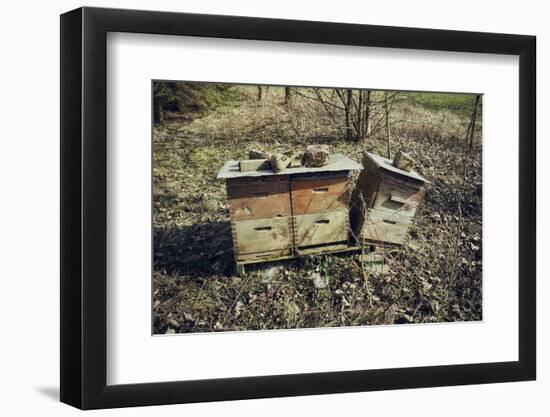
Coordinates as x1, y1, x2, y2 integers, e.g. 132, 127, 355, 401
350, 152, 428, 246
217, 154, 361, 272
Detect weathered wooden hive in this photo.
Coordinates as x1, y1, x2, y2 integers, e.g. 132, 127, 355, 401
350, 152, 429, 246
217, 154, 361, 273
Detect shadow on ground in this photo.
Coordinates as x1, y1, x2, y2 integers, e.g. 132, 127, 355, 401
154, 220, 235, 277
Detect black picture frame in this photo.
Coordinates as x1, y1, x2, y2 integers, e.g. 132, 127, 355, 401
60, 6, 536, 410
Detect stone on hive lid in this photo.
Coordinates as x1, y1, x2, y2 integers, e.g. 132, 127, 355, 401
304, 144, 330, 167
240, 159, 271, 172
270, 153, 291, 172
393, 150, 415, 172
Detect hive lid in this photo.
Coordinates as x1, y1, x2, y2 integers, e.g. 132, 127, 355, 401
217, 153, 362, 179
365, 152, 429, 183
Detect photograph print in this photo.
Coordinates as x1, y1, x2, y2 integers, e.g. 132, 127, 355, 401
152, 81, 482, 334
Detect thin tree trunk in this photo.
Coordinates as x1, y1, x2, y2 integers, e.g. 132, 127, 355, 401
384, 92, 391, 158
257, 86, 262, 101
284, 87, 291, 104
345, 89, 353, 141
468, 95, 481, 149
356, 91, 364, 141
363, 90, 371, 140
154, 97, 163, 124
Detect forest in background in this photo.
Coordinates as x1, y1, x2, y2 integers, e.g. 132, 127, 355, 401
152, 82, 482, 333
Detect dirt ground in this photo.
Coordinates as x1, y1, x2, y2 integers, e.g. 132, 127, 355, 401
152, 86, 482, 333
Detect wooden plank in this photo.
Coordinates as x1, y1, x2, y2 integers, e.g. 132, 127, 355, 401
361, 208, 411, 245
291, 176, 350, 215
374, 179, 425, 218
232, 217, 292, 254
227, 179, 291, 221
236, 244, 361, 265
351, 170, 381, 211
359, 253, 385, 263
240, 159, 271, 172
227, 175, 289, 187
297, 242, 357, 256
294, 210, 348, 247
349, 169, 382, 241
235, 263, 246, 276
379, 168, 426, 189
236, 248, 292, 263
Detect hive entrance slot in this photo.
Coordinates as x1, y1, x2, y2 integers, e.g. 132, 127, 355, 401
389, 194, 408, 205
254, 226, 272, 231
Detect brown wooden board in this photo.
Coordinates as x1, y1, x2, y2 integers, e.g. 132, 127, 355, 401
232, 216, 293, 254
361, 208, 411, 245
350, 152, 426, 245
236, 248, 292, 263
373, 178, 425, 218
299, 242, 354, 255
235, 243, 360, 266
294, 210, 348, 247
349, 170, 382, 242
290, 176, 349, 215
227, 178, 291, 221
227, 175, 289, 187
355, 170, 381, 208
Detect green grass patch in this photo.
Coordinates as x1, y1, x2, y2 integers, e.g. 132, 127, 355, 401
413, 92, 481, 119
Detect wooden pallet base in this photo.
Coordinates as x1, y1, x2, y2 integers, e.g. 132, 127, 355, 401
233, 232, 401, 275
234, 242, 392, 276
235, 242, 361, 275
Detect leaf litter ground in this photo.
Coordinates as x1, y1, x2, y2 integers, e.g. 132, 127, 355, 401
153, 87, 482, 333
